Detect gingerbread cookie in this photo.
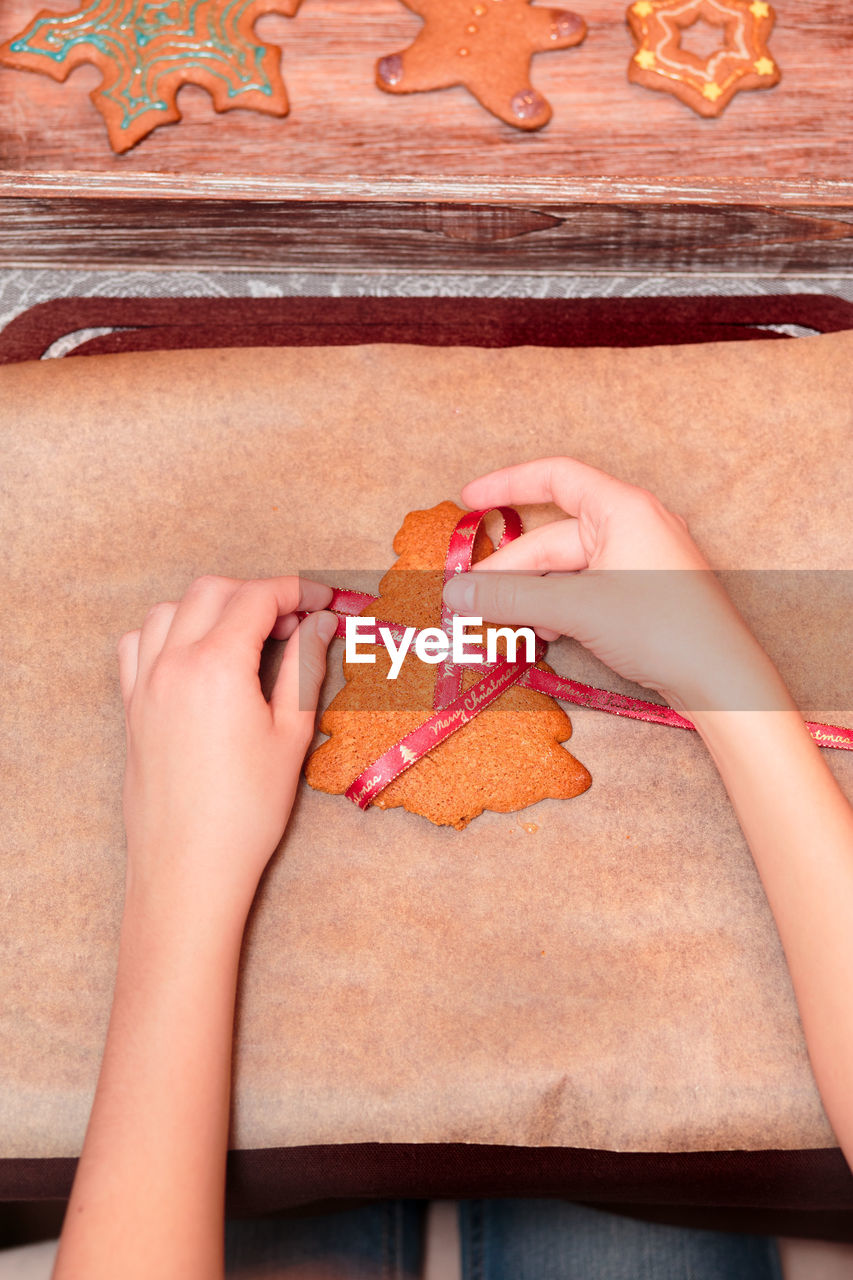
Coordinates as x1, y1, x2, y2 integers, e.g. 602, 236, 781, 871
0, 0, 303, 153
306, 501, 591, 829
626, 0, 779, 117
377, 0, 586, 131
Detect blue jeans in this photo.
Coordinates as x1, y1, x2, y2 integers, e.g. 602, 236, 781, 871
460, 1200, 783, 1280
225, 1199, 782, 1279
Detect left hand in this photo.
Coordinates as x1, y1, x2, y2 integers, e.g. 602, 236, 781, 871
117, 575, 336, 921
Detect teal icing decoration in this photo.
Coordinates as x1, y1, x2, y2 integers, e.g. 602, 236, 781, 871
0, 0, 297, 150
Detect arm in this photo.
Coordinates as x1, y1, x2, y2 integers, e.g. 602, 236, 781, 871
444, 456, 853, 1167
688, 703, 853, 1162
53, 576, 336, 1280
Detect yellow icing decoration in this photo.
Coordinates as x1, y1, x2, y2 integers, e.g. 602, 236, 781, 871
627, 0, 781, 117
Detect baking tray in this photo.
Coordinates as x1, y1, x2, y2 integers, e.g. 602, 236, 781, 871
2, 291, 853, 1238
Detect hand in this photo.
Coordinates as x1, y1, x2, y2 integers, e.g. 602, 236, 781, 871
443, 457, 778, 714
117, 576, 336, 921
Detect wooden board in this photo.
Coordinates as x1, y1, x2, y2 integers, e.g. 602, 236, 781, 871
1, 0, 852, 272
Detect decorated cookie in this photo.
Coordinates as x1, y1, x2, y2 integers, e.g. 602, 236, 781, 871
376, 0, 587, 131
626, 0, 779, 117
306, 501, 591, 829
0, 0, 304, 153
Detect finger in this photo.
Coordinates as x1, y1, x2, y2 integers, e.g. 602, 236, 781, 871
206, 578, 333, 659
461, 456, 629, 518
163, 575, 243, 648
443, 570, 580, 637
471, 519, 587, 574
136, 601, 179, 680
167, 577, 334, 651
271, 610, 337, 739
268, 612, 301, 641
117, 630, 140, 704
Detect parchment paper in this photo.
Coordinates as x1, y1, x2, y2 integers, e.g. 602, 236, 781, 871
2, 335, 852, 1160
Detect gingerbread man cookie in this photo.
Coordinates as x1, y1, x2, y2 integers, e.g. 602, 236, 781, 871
0, 0, 303, 153
626, 0, 780, 117
377, 0, 587, 131
306, 501, 591, 829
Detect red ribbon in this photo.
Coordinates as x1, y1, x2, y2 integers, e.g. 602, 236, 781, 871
303, 509, 853, 811
433, 506, 523, 711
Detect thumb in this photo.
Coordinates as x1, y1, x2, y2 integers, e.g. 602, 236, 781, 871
271, 609, 337, 737
444, 571, 583, 639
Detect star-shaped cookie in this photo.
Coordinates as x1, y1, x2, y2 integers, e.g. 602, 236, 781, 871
377, 0, 587, 131
626, 0, 780, 117
0, 0, 304, 153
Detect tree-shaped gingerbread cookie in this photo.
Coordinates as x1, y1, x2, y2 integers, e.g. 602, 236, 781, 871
306, 501, 591, 828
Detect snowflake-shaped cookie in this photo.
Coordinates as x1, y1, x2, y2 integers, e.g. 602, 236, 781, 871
377, 0, 587, 131
0, 0, 304, 153
626, 0, 780, 117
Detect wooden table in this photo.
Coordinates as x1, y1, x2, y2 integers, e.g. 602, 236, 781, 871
1, 0, 851, 273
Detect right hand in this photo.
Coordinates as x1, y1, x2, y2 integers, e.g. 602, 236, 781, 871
442, 457, 780, 715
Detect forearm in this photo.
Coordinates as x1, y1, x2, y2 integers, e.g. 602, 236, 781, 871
688, 659, 853, 1166
54, 886, 247, 1280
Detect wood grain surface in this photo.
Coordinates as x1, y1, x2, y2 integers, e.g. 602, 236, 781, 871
1, 187, 852, 273
1, 0, 851, 271
2, 0, 850, 179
